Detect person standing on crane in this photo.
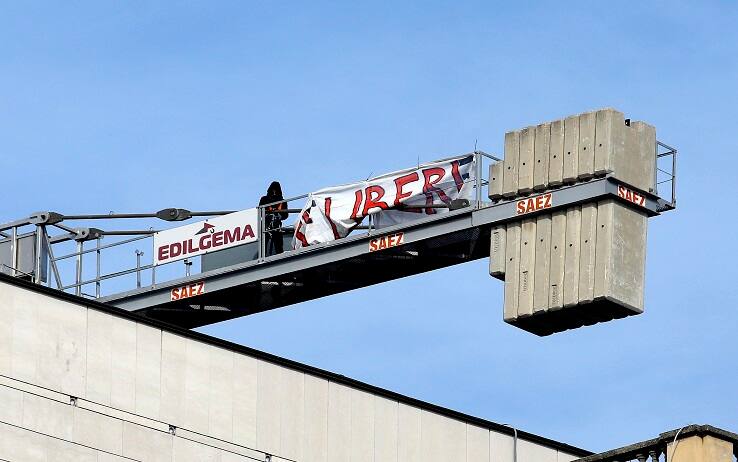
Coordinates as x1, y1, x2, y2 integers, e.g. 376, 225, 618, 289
259, 181, 289, 255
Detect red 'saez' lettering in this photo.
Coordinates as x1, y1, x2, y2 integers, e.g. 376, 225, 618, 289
516, 200, 526, 214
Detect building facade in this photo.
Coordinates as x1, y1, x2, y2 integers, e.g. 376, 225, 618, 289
0, 274, 587, 461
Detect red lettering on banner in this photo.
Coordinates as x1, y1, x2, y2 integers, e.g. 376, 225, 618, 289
451, 160, 464, 192
362, 185, 389, 216
394, 172, 419, 206
224, 228, 241, 245
155, 209, 258, 263
324, 197, 341, 239
350, 190, 363, 220
515, 193, 552, 215
159, 225, 255, 261
294, 209, 312, 247
422, 167, 451, 214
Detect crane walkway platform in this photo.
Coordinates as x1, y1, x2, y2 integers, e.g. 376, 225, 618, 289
99, 177, 666, 328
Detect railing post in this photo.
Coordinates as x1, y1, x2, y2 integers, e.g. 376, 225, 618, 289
151, 236, 157, 287
75, 240, 83, 296
96, 237, 101, 297
44, 231, 63, 290
10, 226, 18, 277
671, 148, 677, 208
34, 225, 44, 283
257, 206, 265, 261
475, 150, 483, 208
136, 250, 144, 287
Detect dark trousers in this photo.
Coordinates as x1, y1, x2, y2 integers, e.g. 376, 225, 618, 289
265, 230, 283, 256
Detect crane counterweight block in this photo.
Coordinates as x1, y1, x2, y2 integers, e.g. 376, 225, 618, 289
489, 108, 674, 336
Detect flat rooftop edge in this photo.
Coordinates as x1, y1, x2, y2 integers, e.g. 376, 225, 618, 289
0, 271, 592, 457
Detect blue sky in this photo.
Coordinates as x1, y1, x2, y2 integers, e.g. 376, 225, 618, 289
2, 1, 738, 453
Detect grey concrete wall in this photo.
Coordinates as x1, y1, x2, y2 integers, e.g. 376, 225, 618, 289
0, 280, 582, 461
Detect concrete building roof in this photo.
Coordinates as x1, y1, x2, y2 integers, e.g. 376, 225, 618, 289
0, 272, 592, 458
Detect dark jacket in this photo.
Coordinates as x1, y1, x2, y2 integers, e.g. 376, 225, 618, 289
259, 181, 288, 228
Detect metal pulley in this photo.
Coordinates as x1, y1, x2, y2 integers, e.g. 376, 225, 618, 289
73, 227, 104, 242
156, 208, 193, 221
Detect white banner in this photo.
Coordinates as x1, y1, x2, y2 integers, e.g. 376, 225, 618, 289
293, 155, 475, 249
154, 208, 258, 265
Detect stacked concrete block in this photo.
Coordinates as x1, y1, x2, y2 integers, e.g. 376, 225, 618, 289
489, 199, 648, 336
518, 127, 535, 194
533, 123, 551, 190
488, 108, 657, 200
548, 120, 565, 186
562, 115, 579, 184
487, 108, 656, 335
489, 226, 506, 279
502, 222, 521, 321
532, 214, 551, 314
501, 131, 520, 197
593, 200, 647, 311
548, 211, 566, 310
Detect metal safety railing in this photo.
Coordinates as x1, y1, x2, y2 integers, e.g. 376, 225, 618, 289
254, 150, 499, 259
0, 151, 498, 300
656, 141, 677, 211
0, 212, 233, 298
